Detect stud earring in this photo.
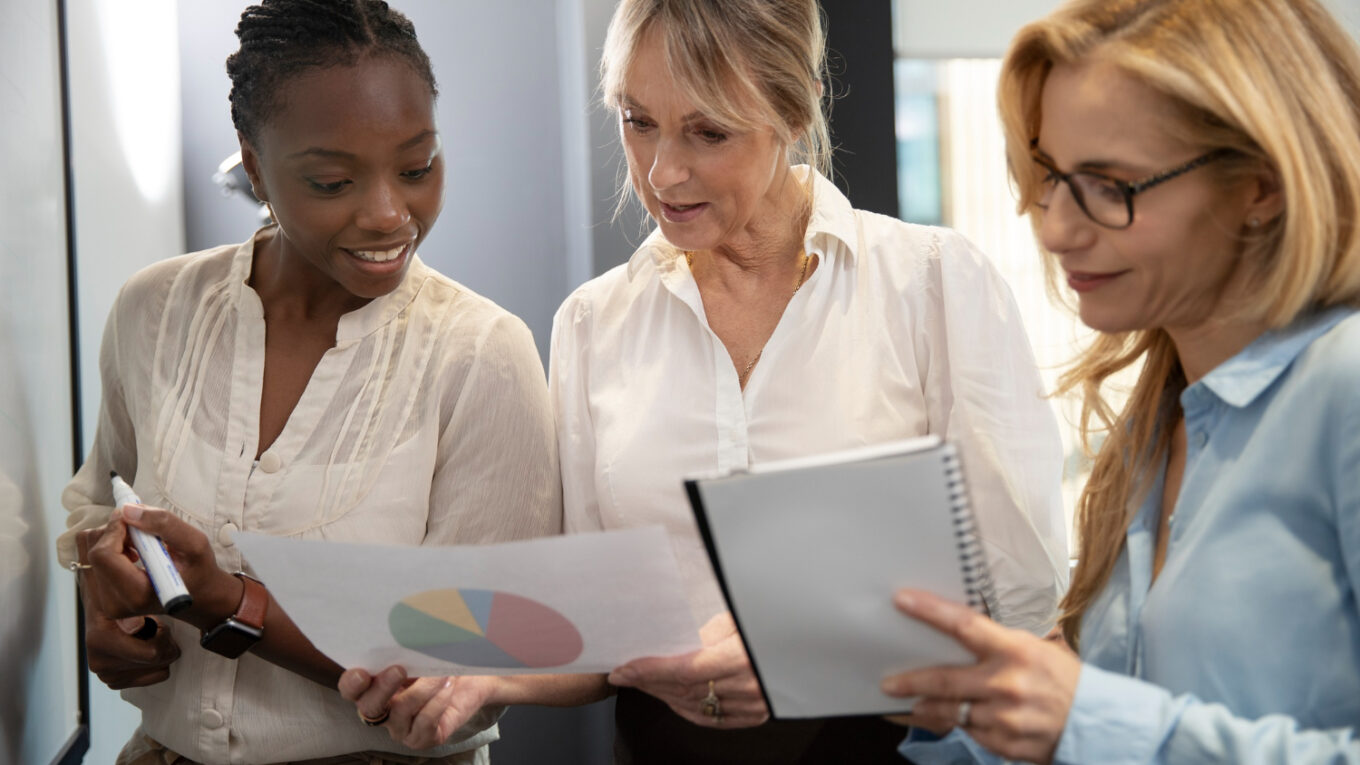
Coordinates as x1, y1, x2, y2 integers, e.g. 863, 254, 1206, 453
1248, 216, 1261, 228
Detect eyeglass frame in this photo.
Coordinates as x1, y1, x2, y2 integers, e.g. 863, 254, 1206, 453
1028, 140, 1233, 229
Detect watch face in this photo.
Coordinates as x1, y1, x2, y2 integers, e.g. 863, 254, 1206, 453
200, 618, 264, 659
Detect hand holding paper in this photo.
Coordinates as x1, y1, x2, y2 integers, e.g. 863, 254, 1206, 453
609, 612, 770, 728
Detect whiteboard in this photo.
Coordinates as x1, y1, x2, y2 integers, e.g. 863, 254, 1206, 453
0, 1, 87, 764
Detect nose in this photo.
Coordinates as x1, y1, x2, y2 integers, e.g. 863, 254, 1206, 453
355, 179, 411, 234
1037, 182, 1096, 255
647, 135, 690, 191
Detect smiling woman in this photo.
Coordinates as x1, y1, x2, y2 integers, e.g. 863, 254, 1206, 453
891, 1, 1360, 763
55, 2, 566, 764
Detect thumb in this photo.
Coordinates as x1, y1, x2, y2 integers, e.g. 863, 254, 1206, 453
894, 588, 1006, 659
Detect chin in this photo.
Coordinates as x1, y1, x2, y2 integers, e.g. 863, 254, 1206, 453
1077, 305, 1144, 335
652, 222, 703, 251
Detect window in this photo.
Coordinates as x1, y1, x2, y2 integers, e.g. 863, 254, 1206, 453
892, 57, 1139, 547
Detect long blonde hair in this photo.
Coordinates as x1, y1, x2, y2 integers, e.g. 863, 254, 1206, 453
599, 0, 832, 182
998, 0, 1360, 646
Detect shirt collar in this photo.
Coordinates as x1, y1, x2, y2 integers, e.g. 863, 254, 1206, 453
624, 165, 860, 280
1195, 305, 1357, 408
231, 227, 427, 345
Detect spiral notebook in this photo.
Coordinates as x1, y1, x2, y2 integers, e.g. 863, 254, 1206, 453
685, 435, 998, 718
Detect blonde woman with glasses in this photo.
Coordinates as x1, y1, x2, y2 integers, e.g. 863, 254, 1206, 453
886, 1, 1360, 763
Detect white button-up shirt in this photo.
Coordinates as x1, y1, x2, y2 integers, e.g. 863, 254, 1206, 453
550, 168, 1068, 634
59, 234, 561, 764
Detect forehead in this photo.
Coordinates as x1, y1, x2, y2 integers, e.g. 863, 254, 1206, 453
622, 27, 697, 112
621, 24, 761, 123
257, 55, 436, 156
1037, 59, 1181, 165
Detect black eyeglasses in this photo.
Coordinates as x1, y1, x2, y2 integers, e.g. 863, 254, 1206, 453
1030, 144, 1231, 229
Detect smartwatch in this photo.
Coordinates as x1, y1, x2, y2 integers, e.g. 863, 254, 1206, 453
200, 572, 268, 659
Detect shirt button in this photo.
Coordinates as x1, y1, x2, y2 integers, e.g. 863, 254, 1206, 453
258, 451, 283, 473
218, 522, 239, 547
203, 708, 224, 729
1194, 431, 1209, 448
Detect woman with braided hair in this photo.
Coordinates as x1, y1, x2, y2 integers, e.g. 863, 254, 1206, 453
58, 2, 601, 762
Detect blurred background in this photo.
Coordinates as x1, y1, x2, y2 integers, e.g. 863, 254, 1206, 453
5, 1, 1359, 763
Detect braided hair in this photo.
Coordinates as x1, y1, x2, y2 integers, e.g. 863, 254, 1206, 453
226, 0, 438, 143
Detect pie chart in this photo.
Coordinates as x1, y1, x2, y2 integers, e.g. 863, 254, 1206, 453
388, 588, 584, 668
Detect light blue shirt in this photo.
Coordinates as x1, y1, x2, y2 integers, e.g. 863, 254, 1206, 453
902, 306, 1360, 764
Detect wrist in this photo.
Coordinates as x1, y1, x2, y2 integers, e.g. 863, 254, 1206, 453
184, 566, 243, 631
479, 675, 513, 707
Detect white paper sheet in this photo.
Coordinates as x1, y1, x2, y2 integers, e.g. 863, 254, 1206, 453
235, 526, 700, 676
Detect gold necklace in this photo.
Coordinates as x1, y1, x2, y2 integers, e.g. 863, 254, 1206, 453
685, 250, 812, 387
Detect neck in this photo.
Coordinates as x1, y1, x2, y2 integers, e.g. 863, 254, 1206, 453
249, 227, 370, 321
1168, 316, 1268, 384
691, 175, 810, 288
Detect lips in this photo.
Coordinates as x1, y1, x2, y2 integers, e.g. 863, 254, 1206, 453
1065, 269, 1129, 293
659, 201, 708, 223
342, 241, 413, 273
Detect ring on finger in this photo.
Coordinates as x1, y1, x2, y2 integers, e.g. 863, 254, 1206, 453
358, 707, 391, 727
69, 561, 94, 572
700, 680, 723, 723
956, 699, 973, 728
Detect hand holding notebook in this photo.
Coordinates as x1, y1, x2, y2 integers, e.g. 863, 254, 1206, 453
685, 435, 997, 718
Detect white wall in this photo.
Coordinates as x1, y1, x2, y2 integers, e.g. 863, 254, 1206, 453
894, 0, 1360, 58
65, 1, 187, 761
0, 2, 82, 764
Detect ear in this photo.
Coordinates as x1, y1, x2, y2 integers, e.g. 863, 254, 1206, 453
1242, 162, 1284, 228
237, 131, 269, 203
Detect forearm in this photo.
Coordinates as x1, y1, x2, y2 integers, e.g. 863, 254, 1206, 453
488, 673, 612, 708
182, 567, 342, 688
1060, 664, 1360, 765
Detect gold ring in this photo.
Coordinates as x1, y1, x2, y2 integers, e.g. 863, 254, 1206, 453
700, 680, 723, 723
68, 561, 94, 572
358, 707, 390, 727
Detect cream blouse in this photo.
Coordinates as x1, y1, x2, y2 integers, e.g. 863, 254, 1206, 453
58, 233, 561, 763
550, 168, 1069, 635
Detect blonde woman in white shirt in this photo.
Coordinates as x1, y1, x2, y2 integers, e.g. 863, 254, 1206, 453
545, 0, 1069, 761
59, 2, 605, 763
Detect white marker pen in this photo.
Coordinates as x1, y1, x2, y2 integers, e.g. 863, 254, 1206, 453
110, 472, 192, 614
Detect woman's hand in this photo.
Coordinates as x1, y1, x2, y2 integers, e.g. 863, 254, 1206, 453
339, 667, 497, 750
80, 504, 242, 631
880, 589, 1082, 765
76, 526, 181, 689
608, 612, 769, 728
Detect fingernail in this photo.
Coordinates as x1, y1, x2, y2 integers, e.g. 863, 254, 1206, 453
123, 504, 144, 521
110, 507, 123, 521
609, 668, 636, 686
881, 677, 902, 695
895, 590, 917, 611
383, 666, 406, 683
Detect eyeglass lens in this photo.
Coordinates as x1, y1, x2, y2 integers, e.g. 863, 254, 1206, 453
1037, 168, 1132, 228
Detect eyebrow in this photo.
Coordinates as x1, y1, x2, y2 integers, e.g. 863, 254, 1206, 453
1031, 145, 1141, 175
286, 129, 438, 161
620, 95, 705, 123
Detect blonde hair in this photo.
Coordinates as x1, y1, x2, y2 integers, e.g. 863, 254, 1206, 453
999, 0, 1360, 647
600, 0, 832, 182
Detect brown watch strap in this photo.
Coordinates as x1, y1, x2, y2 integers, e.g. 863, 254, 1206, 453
231, 572, 268, 631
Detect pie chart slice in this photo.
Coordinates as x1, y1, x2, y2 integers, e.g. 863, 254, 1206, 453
390, 588, 584, 669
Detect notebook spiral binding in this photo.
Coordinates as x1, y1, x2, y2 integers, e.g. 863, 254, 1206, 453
942, 444, 1001, 618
